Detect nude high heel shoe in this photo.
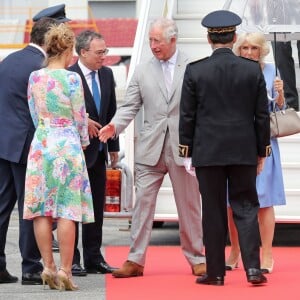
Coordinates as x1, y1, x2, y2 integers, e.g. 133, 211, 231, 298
225, 255, 240, 271
261, 260, 274, 274
41, 268, 59, 290
57, 268, 78, 291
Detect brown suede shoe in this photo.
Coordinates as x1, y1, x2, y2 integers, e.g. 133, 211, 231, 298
112, 261, 144, 278
192, 263, 206, 276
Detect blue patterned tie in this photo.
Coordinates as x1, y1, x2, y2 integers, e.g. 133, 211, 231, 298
91, 71, 103, 151
91, 71, 101, 112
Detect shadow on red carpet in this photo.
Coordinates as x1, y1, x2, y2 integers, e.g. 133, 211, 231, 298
106, 246, 299, 300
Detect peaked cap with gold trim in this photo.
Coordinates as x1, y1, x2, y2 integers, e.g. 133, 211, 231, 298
201, 10, 241, 34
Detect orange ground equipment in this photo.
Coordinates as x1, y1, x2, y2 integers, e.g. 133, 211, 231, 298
105, 168, 121, 212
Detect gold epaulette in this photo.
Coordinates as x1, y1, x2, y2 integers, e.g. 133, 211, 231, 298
179, 144, 189, 157
266, 145, 272, 157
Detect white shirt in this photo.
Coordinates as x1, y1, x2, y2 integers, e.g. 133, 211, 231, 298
160, 49, 178, 81
78, 59, 101, 96
29, 43, 46, 58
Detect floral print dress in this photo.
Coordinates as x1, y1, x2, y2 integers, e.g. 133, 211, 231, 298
23, 68, 94, 223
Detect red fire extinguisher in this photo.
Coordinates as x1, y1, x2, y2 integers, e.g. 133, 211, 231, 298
105, 168, 121, 212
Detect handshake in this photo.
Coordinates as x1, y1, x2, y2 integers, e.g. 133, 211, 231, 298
98, 123, 196, 177
98, 123, 116, 142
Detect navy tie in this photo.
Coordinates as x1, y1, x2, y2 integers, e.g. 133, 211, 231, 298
91, 71, 101, 112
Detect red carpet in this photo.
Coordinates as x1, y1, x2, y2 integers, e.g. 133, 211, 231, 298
106, 246, 300, 300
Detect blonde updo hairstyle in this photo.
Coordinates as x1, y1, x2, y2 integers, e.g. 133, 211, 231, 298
44, 23, 74, 65
233, 32, 270, 63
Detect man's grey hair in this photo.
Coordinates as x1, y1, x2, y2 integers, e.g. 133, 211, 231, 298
75, 30, 104, 55
149, 17, 178, 42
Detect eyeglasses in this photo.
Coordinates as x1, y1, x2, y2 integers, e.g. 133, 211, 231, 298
86, 48, 109, 56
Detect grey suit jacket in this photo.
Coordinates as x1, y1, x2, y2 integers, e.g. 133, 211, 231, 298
112, 50, 189, 166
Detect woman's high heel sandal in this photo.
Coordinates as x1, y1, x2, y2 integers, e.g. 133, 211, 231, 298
57, 268, 78, 291
225, 261, 239, 271
41, 268, 59, 290
225, 255, 240, 271
261, 259, 274, 274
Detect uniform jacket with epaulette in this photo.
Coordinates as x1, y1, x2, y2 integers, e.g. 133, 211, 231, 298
179, 47, 271, 166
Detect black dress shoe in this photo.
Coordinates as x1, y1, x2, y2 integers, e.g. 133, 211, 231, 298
0, 269, 18, 284
246, 268, 267, 285
21, 272, 43, 285
196, 274, 224, 286
72, 263, 87, 276
52, 238, 59, 252
85, 262, 118, 274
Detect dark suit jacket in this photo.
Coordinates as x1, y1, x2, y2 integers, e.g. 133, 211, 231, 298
68, 61, 119, 168
179, 48, 270, 166
0, 45, 45, 164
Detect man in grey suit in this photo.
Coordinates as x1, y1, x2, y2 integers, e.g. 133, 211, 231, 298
99, 17, 206, 277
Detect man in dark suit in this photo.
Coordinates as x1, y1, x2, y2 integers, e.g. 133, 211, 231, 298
68, 30, 119, 276
268, 0, 300, 110
273, 40, 300, 111
179, 10, 271, 286
0, 6, 68, 284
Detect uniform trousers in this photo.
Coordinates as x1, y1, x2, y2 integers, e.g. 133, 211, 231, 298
196, 165, 260, 277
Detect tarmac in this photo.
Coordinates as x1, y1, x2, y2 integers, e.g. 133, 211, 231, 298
2, 190, 300, 300
1, 207, 180, 300
3, 207, 300, 300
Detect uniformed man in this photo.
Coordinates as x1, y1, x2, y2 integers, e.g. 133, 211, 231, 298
179, 10, 271, 286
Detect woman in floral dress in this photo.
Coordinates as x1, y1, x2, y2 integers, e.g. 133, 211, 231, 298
23, 23, 94, 291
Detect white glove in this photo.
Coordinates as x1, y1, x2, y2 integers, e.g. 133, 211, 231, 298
183, 157, 196, 177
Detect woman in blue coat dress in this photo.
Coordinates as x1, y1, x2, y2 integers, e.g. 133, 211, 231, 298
226, 32, 286, 274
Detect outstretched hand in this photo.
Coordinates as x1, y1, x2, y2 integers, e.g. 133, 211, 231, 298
99, 123, 116, 143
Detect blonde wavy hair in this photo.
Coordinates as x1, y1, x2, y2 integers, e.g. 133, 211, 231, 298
233, 32, 270, 63
44, 23, 74, 65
